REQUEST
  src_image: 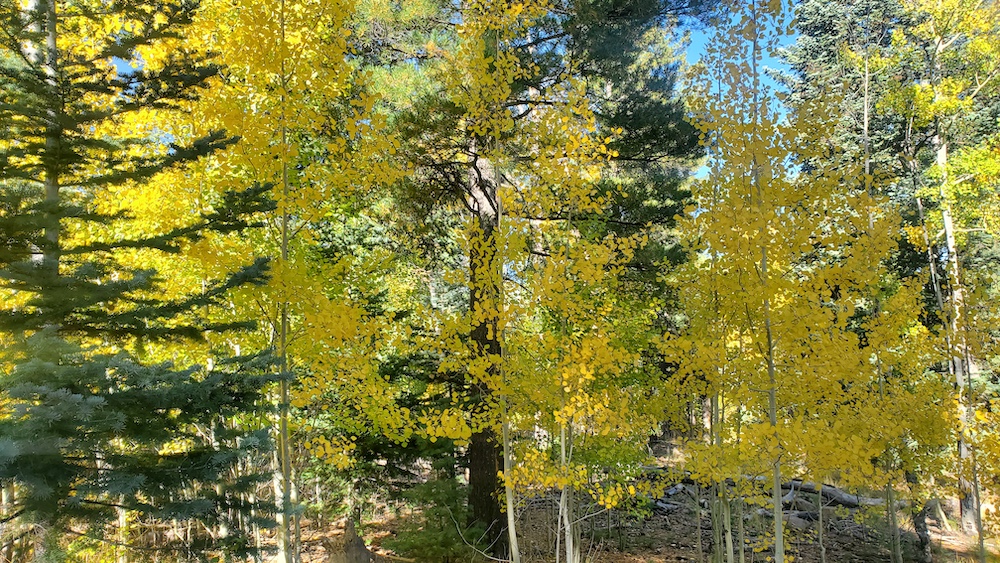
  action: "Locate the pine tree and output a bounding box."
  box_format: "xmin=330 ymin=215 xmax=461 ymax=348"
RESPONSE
xmin=0 ymin=0 xmax=275 ymax=558
xmin=353 ymin=0 xmax=714 ymax=554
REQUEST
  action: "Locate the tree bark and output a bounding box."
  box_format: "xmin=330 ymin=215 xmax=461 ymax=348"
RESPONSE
xmin=502 ymin=402 xmax=521 ymax=563
xmin=913 ymin=501 xmax=933 ymax=563
xmin=277 ymin=0 xmax=297 ymax=555
xmin=928 ymin=30 xmax=982 ymax=542
xmin=937 ymin=132 xmax=976 ymax=534
xmin=745 ymin=3 xmax=782 ymax=559
xmin=38 ymin=0 xmax=61 ymax=276
xmin=782 ymin=480 xmax=903 ymax=509
xmin=17 ymin=0 xmax=62 ymax=271
xmin=323 ymin=519 xmax=376 ymax=563
xmin=467 ymin=147 xmax=506 ymax=557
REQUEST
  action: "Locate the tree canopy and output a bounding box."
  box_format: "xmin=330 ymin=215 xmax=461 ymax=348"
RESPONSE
xmin=1 ymin=0 xmax=1000 ymax=562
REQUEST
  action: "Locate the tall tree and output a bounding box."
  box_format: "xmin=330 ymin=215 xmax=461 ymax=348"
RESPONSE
xmin=0 ymin=0 xmax=276 ymax=558
xmin=176 ymin=0 xmax=406 ymax=559
xmin=355 ymin=0 xmax=713 ymax=553
xmin=783 ymin=1 xmax=1000 ymax=553
xmin=668 ymin=2 xmax=951 ymax=562
xmin=896 ymin=2 xmax=1000 ymax=545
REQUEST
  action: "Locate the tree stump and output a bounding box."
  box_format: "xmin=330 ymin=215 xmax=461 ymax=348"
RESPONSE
xmin=322 ymin=518 xmax=374 ymax=563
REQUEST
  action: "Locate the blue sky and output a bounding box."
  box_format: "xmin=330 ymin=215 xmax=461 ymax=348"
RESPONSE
xmin=683 ymin=25 xmax=795 ymax=91
xmin=681 ymin=23 xmax=798 ymax=179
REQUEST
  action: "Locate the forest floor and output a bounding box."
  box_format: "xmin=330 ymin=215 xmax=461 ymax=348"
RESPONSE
xmin=298 ymin=442 xmax=997 ymax=563
xmin=297 ymin=497 xmax=998 ymax=563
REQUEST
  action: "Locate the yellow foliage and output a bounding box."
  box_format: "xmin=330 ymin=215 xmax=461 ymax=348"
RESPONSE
xmin=665 ymin=0 xmax=950 ymax=505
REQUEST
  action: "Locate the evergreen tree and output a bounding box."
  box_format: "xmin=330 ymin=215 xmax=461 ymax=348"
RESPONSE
xmin=779 ymin=0 xmax=916 ymax=175
xmin=352 ymin=0 xmax=714 ymax=553
xmin=0 ymin=0 xmax=275 ymax=558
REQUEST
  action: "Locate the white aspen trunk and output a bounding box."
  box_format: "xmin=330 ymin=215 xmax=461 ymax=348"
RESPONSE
xmin=927 ymin=30 xmax=981 ymax=544
xmin=709 ymin=395 xmax=722 ymax=563
xmin=276 ymin=0 xmax=297 ymax=559
xmin=937 ymin=124 xmax=983 ymax=543
xmin=746 ymin=3 xmax=782 ymax=559
xmin=736 ymin=407 xmax=745 ymax=563
xmin=41 ymin=0 xmax=60 ymax=273
xmin=502 ymin=402 xmax=521 ymax=563
xmin=495 ymin=140 xmax=518 ymax=563
xmin=558 ymin=424 xmax=578 ymax=563
xmin=710 ymin=490 xmax=720 ymax=563
xmin=291 ymin=471 xmax=301 ymax=559
xmin=863 ymin=45 xmax=872 ymax=221
xmin=24 ymin=4 xmax=60 ymax=558
xmin=722 ymin=487 xmax=735 ymax=563
xmin=118 ymin=505 xmax=128 ymax=563
xmin=817 ymin=490 xmax=826 ymax=563
xmin=765 ymin=276 xmax=783 ymax=563
xmin=887 ymin=486 xmax=902 ymax=563
xmin=758 ymin=97 xmax=783 ymax=563
xmin=18 ymin=0 xmax=61 ymax=268
xmin=272 ymin=454 xmax=289 ymax=563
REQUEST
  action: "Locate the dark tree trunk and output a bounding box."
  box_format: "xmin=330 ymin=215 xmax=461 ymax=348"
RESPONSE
xmin=913 ymin=501 xmax=933 ymax=563
xmin=323 ymin=519 xmax=375 ymax=563
xmin=466 ymin=148 xmax=507 ymax=557
xmin=468 ymin=422 xmax=504 ymax=555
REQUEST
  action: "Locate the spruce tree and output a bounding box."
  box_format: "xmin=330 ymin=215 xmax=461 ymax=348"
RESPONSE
xmin=0 ymin=0 xmax=275 ymax=558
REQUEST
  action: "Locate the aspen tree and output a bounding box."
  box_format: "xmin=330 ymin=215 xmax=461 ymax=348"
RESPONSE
xmin=879 ymin=1 xmax=1000 ymax=551
xmin=493 ymin=130 xmax=668 ymax=563
xmin=780 ymin=2 xmax=1000 ymax=558
xmin=157 ymin=1 xmax=405 ymax=559
xmin=667 ymin=2 xmax=949 ymax=561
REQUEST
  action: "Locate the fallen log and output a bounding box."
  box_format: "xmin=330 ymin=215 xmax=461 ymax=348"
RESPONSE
xmin=642 ymin=467 xmax=907 ymax=510
xmin=755 ymin=508 xmax=823 ymax=531
xmin=781 ymin=480 xmax=907 ymax=510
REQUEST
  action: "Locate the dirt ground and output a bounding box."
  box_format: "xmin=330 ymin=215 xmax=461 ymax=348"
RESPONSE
xmin=297 ymin=497 xmax=997 ymax=563
xmin=298 ymin=442 xmax=995 ymax=563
